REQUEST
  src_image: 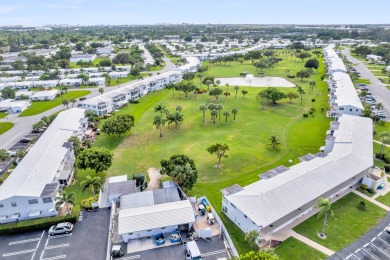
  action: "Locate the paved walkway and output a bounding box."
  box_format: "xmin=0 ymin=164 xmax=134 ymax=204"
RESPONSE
xmin=290 ymin=230 xmax=335 ymax=256
xmin=352 ymin=190 xmax=390 ymax=211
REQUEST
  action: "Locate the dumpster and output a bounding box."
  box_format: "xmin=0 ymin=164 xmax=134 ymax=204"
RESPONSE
xmin=169 ymin=230 xmax=181 ymax=243
xmin=111 ymin=245 xmax=124 ymax=257
xmin=202 ymin=198 xmax=211 ymax=212
xmin=198 ymin=204 xmax=206 ymax=215
xmin=153 ymin=232 xmax=166 ymax=246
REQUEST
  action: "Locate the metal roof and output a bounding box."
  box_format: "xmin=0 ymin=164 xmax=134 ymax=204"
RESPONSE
xmin=120 ymin=187 xmax=180 ymax=209
xmin=118 ymin=200 xmax=195 ymax=234
xmin=225 ymin=115 xmax=373 ymax=228
xmin=0 ymin=108 xmax=86 ymax=200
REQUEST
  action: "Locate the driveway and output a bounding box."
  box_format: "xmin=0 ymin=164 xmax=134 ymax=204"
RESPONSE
xmin=341 ymin=48 xmax=390 ymax=120
xmin=0 ymin=209 xmax=110 ymax=260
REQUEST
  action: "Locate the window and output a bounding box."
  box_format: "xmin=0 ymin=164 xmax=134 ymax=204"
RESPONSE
xmin=0 ymin=203 xmax=3 ymax=208
xmin=11 ymin=202 xmax=17 ymax=207
xmin=129 ymin=233 xmax=133 ymax=235
xmin=28 ymin=199 xmax=38 ymax=204
xmin=339 ymin=107 xmax=344 ymax=111
xmin=161 ymin=227 xmax=166 ymax=229
xmin=42 ymin=197 xmax=53 ymax=203
xmin=231 ymin=203 xmax=237 ymax=209
xmin=147 ymin=230 xmax=152 ymax=232
xmin=244 ymin=215 xmax=247 ymax=219
xmin=350 ymin=109 xmax=352 ymax=112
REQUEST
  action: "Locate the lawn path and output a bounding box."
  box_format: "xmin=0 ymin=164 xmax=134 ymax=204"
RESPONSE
xmin=145 ymin=168 xmax=161 ymax=190
xmin=290 ymin=230 xmax=335 ymax=256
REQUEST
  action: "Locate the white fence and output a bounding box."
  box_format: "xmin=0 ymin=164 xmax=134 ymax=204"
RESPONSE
xmin=106 ymin=201 xmax=117 ymax=260
xmin=196 ymin=196 xmax=239 ymax=258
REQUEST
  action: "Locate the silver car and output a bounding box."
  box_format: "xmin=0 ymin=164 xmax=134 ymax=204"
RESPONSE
xmin=49 ymin=222 xmax=73 ymax=236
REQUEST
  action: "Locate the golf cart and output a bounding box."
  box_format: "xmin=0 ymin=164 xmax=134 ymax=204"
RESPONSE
xmin=198 ymin=204 xmax=206 ymax=216
xmin=111 ymin=245 xmax=124 ymax=257
xmin=87 ymin=202 xmax=100 ymax=212
xmin=207 ymin=213 xmax=215 ymax=225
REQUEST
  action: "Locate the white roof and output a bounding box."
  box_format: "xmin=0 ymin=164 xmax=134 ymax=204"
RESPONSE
xmin=118 ymin=200 xmax=195 ymax=234
xmin=226 ymin=115 xmax=372 ymax=228
xmin=0 ymin=99 xmax=30 ymax=109
xmin=331 ymin=72 xmax=364 ymax=110
xmin=0 ymin=108 xmax=86 ymax=200
xmin=32 ymin=90 xmax=60 ymax=98
xmin=108 ymin=175 xmax=127 ymax=184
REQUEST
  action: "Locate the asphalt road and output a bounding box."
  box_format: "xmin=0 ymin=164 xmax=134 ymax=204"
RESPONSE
xmin=0 ymin=209 xmax=110 ymax=260
xmin=341 ymin=48 xmax=390 ymax=119
xmin=0 ymin=58 xmax=176 ymax=150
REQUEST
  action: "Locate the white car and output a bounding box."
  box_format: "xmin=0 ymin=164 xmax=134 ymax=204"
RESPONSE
xmin=49 ymin=222 xmax=73 ymax=236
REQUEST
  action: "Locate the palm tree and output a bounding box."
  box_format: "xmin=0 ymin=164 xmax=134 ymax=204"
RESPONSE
xmin=166 ymin=83 xmax=175 ymax=99
xmin=225 ymin=83 xmax=229 ymax=92
xmin=199 ymin=104 xmax=207 ymax=125
xmin=245 ymin=230 xmax=260 ymax=250
xmin=176 ymin=105 xmax=182 ymax=114
xmin=62 ymin=98 xmax=69 ymax=108
xmin=231 ymin=108 xmax=238 ymax=121
xmin=171 ymin=165 xmax=193 ymax=188
xmin=223 ymin=111 xmax=230 ymax=124
xmin=166 ymin=112 xmax=183 ymax=128
xmin=234 ymin=85 xmax=239 ymax=99
xmin=205 ymin=80 xmax=212 ymax=91
xmin=374 ymin=103 xmax=384 ymax=126
xmin=98 ymin=87 xmax=104 ymax=95
xmin=0 ymin=149 xmax=10 ymax=169
xmin=197 ymin=73 xmax=203 ymax=87
xmin=70 ymin=98 xmax=77 ymax=107
xmin=268 ymin=135 xmax=280 ymax=149
xmin=153 ymin=114 xmax=166 ymax=137
xmin=216 ymin=104 xmax=224 ymax=122
xmin=80 ymin=175 xmax=103 ymax=196
xmin=379 ymin=131 xmax=390 ymax=157
xmin=154 ymin=104 xmax=166 ymax=116
xmin=316 ymin=197 xmax=334 ymax=238
xmin=297 ymin=86 xmax=305 ymax=105
xmin=210 ymin=110 xmax=218 ymax=125
xmin=55 ymin=191 xmax=75 ymax=215
xmin=241 ymin=89 xmax=248 ymax=98
xmin=359 ymin=91 xmax=368 ymax=104
xmin=309 ymin=81 xmax=316 ymax=93
xmin=216 ymin=79 xmax=221 ymax=86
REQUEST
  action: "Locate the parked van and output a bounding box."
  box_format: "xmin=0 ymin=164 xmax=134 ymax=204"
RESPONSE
xmin=186 ymin=241 xmax=202 ymax=260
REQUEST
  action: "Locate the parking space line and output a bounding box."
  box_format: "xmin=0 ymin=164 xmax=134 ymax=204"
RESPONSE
xmin=45 ymin=243 xmax=69 ymax=250
xmin=361 ymin=246 xmax=379 ymax=260
xmin=118 ymin=255 xmax=140 ymax=260
xmin=41 ymin=255 xmax=66 ymax=260
xmin=3 ymin=249 xmax=36 ymax=257
xmin=355 ymin=249 xmax=361 ymax=253
xmin=378 ymin=236 xmax=390 ymax=247
xmin=370 ymin=241 xmax=390 ymax=257
xmin=202 ymin=249 xmax=227 ymax=257
xmin=9 ymin=237 xmax=41 ymax=245
xmin=48 ymin=234 xmax=72 ymax=239
xmin=31 ymin=252 xmax=36 ymax=260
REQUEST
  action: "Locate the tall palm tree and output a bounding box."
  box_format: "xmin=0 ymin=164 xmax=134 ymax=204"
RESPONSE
xmin=199 ymin=104 xmax=207 ymax=125
xmin=216 ymin=104 xmax=224 ymax=122
xmin=231 ymin=107 xmax=238 ymax=121
xmin=0 ymin=149 xmax=10 ymax=169
xmin=316 ymin=197 xmax=334 ymax=238
xmin=205 ymin=80 xmax=212 ymax=91
xmin=62 ymin=98 xmax=69 ymax=108
xmin=234 ymin=85 xmax=239 ymax=99
xmin=171 ymin=165 xmax=193 ymax=188
xmin=56 ymin=191 xmax=75 ymax=215
xmin=297 ymin=86 xmax=305 ymax=105
xmin=166 ymin=112 xmax=183 ymax=128
xmin=176 ymin=105 xmax=182 ymax=114
xmin=309 ymin=81 xmax=316 ymax=93
xmin=216 ymin=80 xmax=221 ymax=86
xmin=98 ymin=87 xmax=104 ymax=95
xmin=153 ymin=114 xmax=166 ymax=137
xmin=225 ymin=83 xmax=229 ymax=93
xmin=70 ymin=98 xmax=77 ymax=107
xmin=223 ymin=111 xmax=230 ymax=124
xmin=268 ymin=135 xmax=280 ymax=149
xmin=80 ymin=175 xmax=103 ymax=196
xmin=166 ymin=83 xmax=175 ymax=99
xmin=379 ymin=131 xmax=390 ymax=157
xmin=197 ymin=73 xmax=203 ymax=87
xmin=359 ymin=91 xmax=368 ymax=104
xmin=154 ymin=104 xmax=166 ymax=116
xmin=374 ymin=103 xmax=384 ymax=126
xmin=210 ymin=110 xmax=218 ymax=125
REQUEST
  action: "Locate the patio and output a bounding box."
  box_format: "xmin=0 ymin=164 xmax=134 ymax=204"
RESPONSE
xmin=126 ymin=235 xmax=182 ymax=254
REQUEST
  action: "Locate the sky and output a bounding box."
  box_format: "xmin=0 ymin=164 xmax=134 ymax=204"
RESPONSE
xmin=0 ymin=0 xmax=389 ymax=26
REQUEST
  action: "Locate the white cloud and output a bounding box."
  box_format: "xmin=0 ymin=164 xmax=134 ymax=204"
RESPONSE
xmin=0 ymin=4 xmax=25 ymax=14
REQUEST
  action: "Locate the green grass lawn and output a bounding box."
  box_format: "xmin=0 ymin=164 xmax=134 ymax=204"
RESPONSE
xmin=275 ymin=237 xmax=327 ymax=260
xmin=76 ymin=50 xmax=331 ymax=254
xmin=356 ymin=187 xmax=375 ymax=197
xmin=18 ymin=90 xmax=90 ymax=117
xmin=354 ymin=78 xmax=371 ymax=85
xmin=376 ymin=191 xmax=390 ymax=207
xmin=0 ymin=112 xmax=8 ymax=119
xmin=373 ymin=142 xmax=388 ymax=168
xmin=294 ymin=193 xmax=387 ymax=251
xmin=0 ymin=122 xmax=14 ymax=135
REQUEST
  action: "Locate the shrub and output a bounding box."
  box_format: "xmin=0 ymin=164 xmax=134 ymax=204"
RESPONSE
xmin=384 ymin=165 xmax=390 ymax=173
xmin=80 ymin=195 xmax=99 ymax=209
xmin=367 ymin=188 xmax=375 ymax=194
xmin=287 ymin=74 xmax=295 ymax=78
xmin=309 ymin=111 xmax=314 ymax=116
xmin=129 ymin=100 xmax=139 ymax=104
xmin=357 ymin=200 xmax=366 ymax=211
xmin=384 ymin=156 xmax=390 ymax=164
xmin=311 ymin=99 xmax=316 ymax=102
xmin=0 ymin=208 xmax=79 ymax=236
xmin=302 ymin=114 xmax=309 ymax=118
xmin=360 ymin=184 xmax=368 ymax=190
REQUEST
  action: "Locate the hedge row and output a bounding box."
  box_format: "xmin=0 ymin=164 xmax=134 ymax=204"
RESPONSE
xmin=0 ymin=205 xmax=80 ymax=236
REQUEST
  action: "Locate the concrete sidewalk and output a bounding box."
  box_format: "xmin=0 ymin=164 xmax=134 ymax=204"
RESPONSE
xmin=290 ymin=230 xmax=335 ymax=256
xmin=352 ymin=190 xmax=390 ymax=211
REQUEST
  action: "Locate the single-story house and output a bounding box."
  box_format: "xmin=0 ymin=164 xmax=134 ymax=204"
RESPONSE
xmin=116 ymin=66 xmax=131 ymax=71
xmin=32 ymin=80 xmax=59 ymax=88
xmin=83 ymin=67 xmax=99 ymax=73
xmin=31 ymin=90 xmax=60 ymax=101
xmin=70 ymin=54 xmax=97 ymax=63
xmin=0 ymin=99 xmax=31 ymax=113
xmin=15 ymin=91 xmax=34 ymax=100
xmin=99 ymin=175 xmax=137 ymax=208
xmin=109 ymin=71 xmax=128 ymax=79
xmin=0 ymin=76 xmax=21 ymax=83
xmin=366 ymin=54 xmax=382 ymax=62
xmin=88 ymin=77 xmax=106 ymax=86
xmin=59 ymin=78 xmax=82 ymax=87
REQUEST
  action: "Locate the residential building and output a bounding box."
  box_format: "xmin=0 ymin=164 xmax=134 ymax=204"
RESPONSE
xmin=0 ymin=99 xmax=31 ymax=113
xmin=0 ymin=108 xmax=88 ymax=223
xmin=31 ymin=90 xmax=60 ymax=101
xmin=70 ymin=54 xmax=97 ymax=63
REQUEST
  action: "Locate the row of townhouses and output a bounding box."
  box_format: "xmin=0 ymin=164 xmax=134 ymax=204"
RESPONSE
xmin=220 ymin=44 xmax=375 ymax=241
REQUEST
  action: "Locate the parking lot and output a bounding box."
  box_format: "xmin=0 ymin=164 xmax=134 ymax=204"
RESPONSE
xmin=0 ymin=209 xmax=110 ymax=260
xmin=113 ymin=235 xmax=230 ymax=260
